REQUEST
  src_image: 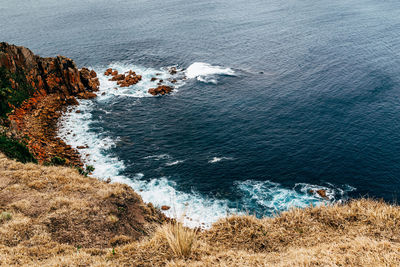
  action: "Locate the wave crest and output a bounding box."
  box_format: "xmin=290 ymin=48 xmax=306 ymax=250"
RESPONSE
xmin=185 ymin=62 xmax=235 ymax=84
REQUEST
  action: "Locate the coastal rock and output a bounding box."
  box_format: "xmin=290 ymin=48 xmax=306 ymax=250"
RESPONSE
xmin=148 ymin=85 xmax=173 ymax=96
xmin=0 ymin=42 xmax=99 ymax=98
xmin=104 ymin=68 xmax=112 ymax=76
xmin=316 ymin=189 xmax=328 ymax=199
xmin=80 ymin=67 xmax=100 ymax=91
xmin=107 ymin=68 xmax=142 ymax=87
xmin=169 ymin=67 xmax=177 ymax=75
xmin=0 ymin=42 xmax=101 ymax=166
xmin=161 ymin=205 xmax=171 ymax=211
xmin=77 ymin=92 xmax=97 ymax=99
xmin=65 ymin=96 xmax=79 ymax=105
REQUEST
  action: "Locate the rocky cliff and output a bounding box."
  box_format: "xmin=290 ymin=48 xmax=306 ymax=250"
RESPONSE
xmin=0 ymin=42 xmax=99 ymax=101
xmin=0 ymin=42 xmax=99 ymax=165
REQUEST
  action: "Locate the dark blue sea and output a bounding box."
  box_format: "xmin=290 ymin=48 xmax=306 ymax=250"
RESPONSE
xmin=2 ymin=0 xmax=400 ymax=226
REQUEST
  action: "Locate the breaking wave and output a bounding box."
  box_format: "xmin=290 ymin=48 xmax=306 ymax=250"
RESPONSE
xmin=185 ymin=62 xmax=235 ymax=84
xmin=57 ymin=62 xmax=355 ymax=228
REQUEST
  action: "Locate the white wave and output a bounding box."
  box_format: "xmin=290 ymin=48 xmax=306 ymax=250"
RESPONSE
xmin=58 ymin=100 xmax=124 ymax=178
xmin=58 ymin=100 xmax=355 ymax=227
xmin=208 ymin=156 xmax=234 ymax=163
xmin=166 ymin=160 xmax=185 ymax=166
xmin=185 ymin=62 xmax=235 ymax=84
xmin=118 ymin=176 xmax=234 ymax=229
xmin=57 ymin=62 xmax=355 ymax=229
xmin=143 ymin=154 xmax=171 ymax=160
xmin=236 ymin=180 xmax=355 ymax=214
xmin=57 ymin=79 xmax=235 ymax=229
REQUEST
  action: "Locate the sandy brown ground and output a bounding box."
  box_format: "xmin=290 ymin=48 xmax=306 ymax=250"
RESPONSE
xmin=0 ymin=153 xmax=399 ymax=266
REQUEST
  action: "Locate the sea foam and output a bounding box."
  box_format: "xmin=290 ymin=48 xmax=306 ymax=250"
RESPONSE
xmin=185 ymin=62 xmax=235 ymax=84
xmin=58 ymin=62 xmax=355 ymax=228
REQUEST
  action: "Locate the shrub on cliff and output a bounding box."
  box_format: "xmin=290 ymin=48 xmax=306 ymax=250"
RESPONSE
xmin=0 ymin=66 xmax=35 ymax=117
xmin=0 ymin=134 xmax=36 ymax=163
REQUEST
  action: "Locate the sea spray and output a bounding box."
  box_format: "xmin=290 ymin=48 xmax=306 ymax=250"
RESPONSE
xmin=58 ymin=62 xmax=355 ymax=228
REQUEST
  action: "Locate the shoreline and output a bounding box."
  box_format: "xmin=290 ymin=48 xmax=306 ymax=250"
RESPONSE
xmin=0 ymin=42 xmax=99 ymax=167
xmin=2 ymin=42 xmax=353 ymax=229
xmin=1 ymin=43 xmax=400 ymax=266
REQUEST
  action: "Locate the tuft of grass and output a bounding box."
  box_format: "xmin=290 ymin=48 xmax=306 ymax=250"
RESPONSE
xmin=108 ymin=215 xmax=119 ymax=224
xmin=162 ymin=222 xmax=197 ymax=259
xmin=0 ymin=211 xmax=12 ymax=222
xmin=0 ymin=134 xmax=37 ymax=163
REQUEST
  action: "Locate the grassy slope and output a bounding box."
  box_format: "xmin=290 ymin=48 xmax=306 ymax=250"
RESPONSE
xmin=0 ymin=153 xmax=399 ymax=266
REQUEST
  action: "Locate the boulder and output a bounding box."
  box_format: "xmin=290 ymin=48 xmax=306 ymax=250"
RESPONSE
xmin=80 ymin=68 xmax=100 ymax=91
xmin=316 ymin=189 xmax=328 ymax=199
xmin=104 ymin=68 xmax=112 ymax=76
xmin=77 ymin=92 xmax=97 ymax=99
xmin=148 ymin=85 xmax=173 ymax=96
xmin=169 ymin=67 xmax=177 ymax=75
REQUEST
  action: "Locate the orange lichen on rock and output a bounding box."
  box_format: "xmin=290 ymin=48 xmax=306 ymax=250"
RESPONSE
xmin=0 ymin=42 xmax=101 ymax=166
xmin=148 ymin=85 xmax=173 ymax=96
xmin=106 ymin=68 xmax=142 ymax=87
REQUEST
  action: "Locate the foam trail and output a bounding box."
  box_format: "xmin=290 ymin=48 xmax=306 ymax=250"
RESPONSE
xmin=208 ymin=156 xmax=234 ymax=163
xmin=166 ymin=160 xmax=185 ymax=166
xmin=236 ymin=180 xmax=356 ymax=216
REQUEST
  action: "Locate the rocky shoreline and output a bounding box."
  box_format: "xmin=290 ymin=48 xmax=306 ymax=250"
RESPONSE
xmin=0 ymin=42 xmax=182 ymax=170
xmin=0 ymin=42 xmax=100 ymax=166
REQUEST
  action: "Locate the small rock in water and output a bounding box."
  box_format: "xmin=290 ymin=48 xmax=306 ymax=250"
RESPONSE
xmin=316 ymin=189 xmax=329 ymax=199
xmin=161 ymin=205 xmax=170 ymax=211
xmin=148 ymin=85 xmax=173 ymax=96
xmin=104 ymin=68 xmax=112 ymax=76
xmin=169 ymin=67 xmax=177 ymax=75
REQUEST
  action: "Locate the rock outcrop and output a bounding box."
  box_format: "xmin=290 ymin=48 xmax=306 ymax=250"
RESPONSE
xmin=105 ymin=68 xmax=142 ymax=87
xmin=0 ymin=42 xmax=99 ymax=165
xmin=148 ymin=85 xmax=173 ymax=96
xmin=0 ymin=42 xmax=99 ymax=99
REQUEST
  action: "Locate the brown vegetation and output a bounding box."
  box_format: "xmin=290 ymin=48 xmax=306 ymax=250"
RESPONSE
xmin=0 ymin=153 xmax=166 ymax=265
xmin=0 ymin=153 xmax=399 ymax=266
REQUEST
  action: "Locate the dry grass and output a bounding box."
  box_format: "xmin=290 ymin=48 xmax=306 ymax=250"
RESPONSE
xmin=162 ymin=222 xmax=197 ymax=259
xmin=1 ymin=153 xmax=399 ymax=266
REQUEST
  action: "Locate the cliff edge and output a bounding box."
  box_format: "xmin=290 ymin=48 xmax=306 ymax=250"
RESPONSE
xmin=0 ymin=42 xmax=99 ymax=165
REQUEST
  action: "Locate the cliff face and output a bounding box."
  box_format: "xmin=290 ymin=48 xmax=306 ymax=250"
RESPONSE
xmin=0 ymin=42 xmax=99 ymax=165
xmin=0 ymin=42 xmax=99 ymax=100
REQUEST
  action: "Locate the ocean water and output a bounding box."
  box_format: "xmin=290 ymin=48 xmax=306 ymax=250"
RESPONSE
xmin=2 ymin=0 xmax=400 ymax=227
